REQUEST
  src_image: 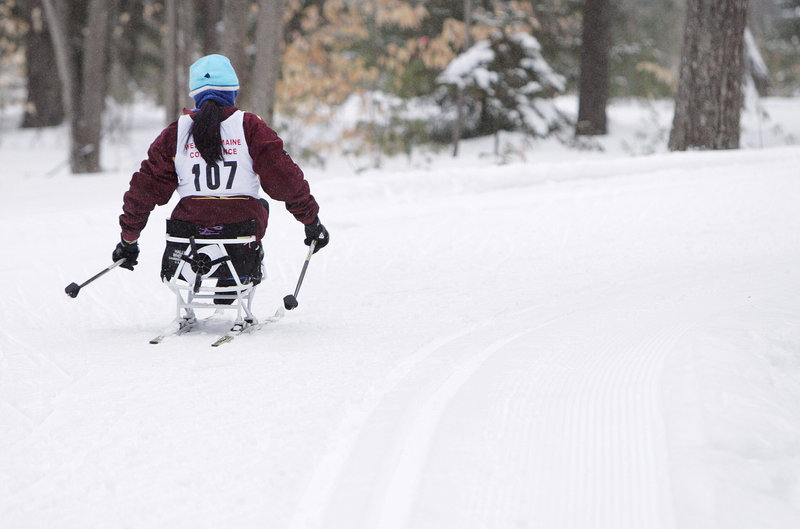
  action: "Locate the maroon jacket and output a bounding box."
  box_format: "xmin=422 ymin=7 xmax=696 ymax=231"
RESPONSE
xmin=119 ymin=107 xmax=319 ymax=242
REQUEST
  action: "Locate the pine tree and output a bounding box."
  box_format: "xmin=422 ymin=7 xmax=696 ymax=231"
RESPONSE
xmin=437 ymin=29 xmax=567 ymax=139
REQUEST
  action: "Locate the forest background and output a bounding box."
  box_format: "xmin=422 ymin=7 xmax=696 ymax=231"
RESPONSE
xmin=0 ymin=0 xmax=798 ymax=172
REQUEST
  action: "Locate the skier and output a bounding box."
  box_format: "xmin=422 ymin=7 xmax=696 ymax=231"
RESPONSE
xmin=112 ymin=54 xmax=329 ymax=278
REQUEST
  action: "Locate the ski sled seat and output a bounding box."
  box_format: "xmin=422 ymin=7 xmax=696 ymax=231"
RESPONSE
xmin=160 ymin=219 xmax=264 ymax=328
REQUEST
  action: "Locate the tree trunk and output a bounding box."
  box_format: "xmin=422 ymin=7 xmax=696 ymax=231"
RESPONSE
xmin=669 ymin=0 xmax=748 ymax=151
xmin=71 ymin=0 xmax=112 ymax=173
xmin=40 ymin=0 xmax=75 ymax=123
xmin=576 ymin=0 xmax=611 ymax=136
xmin=165 ymin=0 xmax=194 ymax=122
xmin=197 ymin=0 xmax=222 ymax=54
xmin=42 ymin=0 xmax=112 ymax=173
xmin=251 ymin=0 xmax=285 ymax=123
xmin=165 ymin=0 xmax=178 ymax=118
xmin=178 ymin=0 xmax=194 ymax=107
xmin=222 ymin=0 xmax=250 ymax=105
xmin=22 ymin=0 xmax=64 ymax=128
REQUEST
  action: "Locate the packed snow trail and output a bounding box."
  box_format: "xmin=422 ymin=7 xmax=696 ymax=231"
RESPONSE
xmin=1 ymin=142 xmax=799 ymax=529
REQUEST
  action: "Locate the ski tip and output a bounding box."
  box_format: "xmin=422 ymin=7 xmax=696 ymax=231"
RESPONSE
xmin=211 ymin=336 xmax=233 ymax=347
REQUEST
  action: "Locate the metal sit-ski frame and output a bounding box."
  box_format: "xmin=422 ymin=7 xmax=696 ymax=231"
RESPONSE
xmin=164 ymin=232 xmax=259 ymax=328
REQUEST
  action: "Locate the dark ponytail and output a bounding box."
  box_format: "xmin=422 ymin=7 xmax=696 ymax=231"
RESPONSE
xmin=190 ymin=99 xmax=224 ymax=164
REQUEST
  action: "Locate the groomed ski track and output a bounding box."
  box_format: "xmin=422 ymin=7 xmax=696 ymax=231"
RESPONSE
xmin=2 ymin=145 xmax=800 ymax=529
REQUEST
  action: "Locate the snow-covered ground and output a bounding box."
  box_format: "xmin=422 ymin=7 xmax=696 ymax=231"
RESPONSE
xmin=1 ymin=96 xmax=799 ymax=528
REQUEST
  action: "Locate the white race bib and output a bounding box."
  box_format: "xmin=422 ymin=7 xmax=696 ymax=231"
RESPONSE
xmin=175 ymin=110 xmax=260 ymax=198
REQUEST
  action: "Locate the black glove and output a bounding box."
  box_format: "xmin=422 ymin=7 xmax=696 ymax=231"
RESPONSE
xmin=304 ymin=216 xmax=329 ymax=253
xmin=112 ymin=237 xmax=140 ymax=270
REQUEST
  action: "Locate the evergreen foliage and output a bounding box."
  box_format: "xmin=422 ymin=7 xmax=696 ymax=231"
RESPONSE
xmin=437 ymin=31 xmax=568 ymax=139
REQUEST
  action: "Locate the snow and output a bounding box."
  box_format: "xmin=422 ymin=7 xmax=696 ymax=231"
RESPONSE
xmin=1 ymin=96 xmax=800 ymax=529
xmin=745 ymin=28 xmax=769 ymax=79
xmin=437 ymin=33 xmax=565 ymax=94
xmin=437 ymin=40 xmax=497 ymax=90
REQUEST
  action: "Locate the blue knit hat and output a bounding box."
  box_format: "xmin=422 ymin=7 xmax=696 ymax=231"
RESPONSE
xmin=189 ymin=54 xmax=240 ymax=98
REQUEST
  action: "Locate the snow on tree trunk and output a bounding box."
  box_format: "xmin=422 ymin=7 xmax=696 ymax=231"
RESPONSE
xmin=669 ymin=0 xmax=748 ymax=151
xmin=744 ymin=27 xmax=771 ymax=96
xmin=576 ymin=0 xmax=611 ymax=136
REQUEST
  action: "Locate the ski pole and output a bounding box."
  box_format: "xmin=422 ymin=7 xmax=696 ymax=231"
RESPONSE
xmin=65 ymin=259 xmax=126 ymax=298
xmin=283 ymin=241 xmax=316 ymax=310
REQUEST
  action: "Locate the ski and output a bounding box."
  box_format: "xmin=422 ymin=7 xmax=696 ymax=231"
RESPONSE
xmin=210 ymin=309 xmax=284 ymax=347
xmin=149 ymin=308 xmax=284 ymax=346
xmin=210 ymin=323 xmax=249 ymax=347
xmin=149 ymin=317 xmax=197 ymax=344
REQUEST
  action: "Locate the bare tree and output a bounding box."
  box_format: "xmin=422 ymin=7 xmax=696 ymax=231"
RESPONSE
xmin=576 ymin=0 xmax=611 ymax=136
xmin=22 ymin=0 xmax=64 ymax=128
xmin=669 ymin=0 xmax=749 ymax=151
xmin=40 ymin=0 xmax=74 ymax=123
xmin=42 ymin=0 xmax=111 ymax=173
xmin=165 ymin=0 xmax=194 ymax=121
xmin=197 ymin=0 xmax=222 ymax=54
xmin=251 ymin=0 xmax=286 ymax=123
xmin=71 ymin=0 xmax=112 ymax=173
xmin=222 ymin=0 xmax=250 ymax=103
